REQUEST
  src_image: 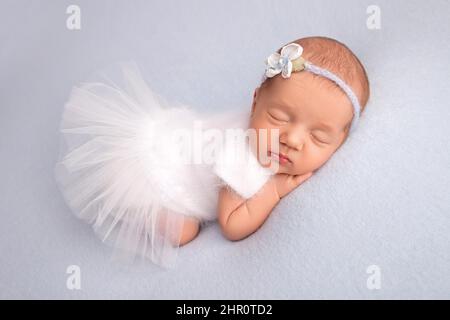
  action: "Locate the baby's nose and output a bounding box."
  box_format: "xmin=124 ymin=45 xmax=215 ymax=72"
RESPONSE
xmin=284 ymin=127 xmax=306 ymax=151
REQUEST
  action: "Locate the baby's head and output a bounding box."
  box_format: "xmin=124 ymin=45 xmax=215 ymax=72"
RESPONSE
xmin=249 ymin=36 xmax=370 ymax=175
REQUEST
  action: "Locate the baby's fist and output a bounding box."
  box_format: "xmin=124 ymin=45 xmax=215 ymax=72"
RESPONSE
xmin=271 ymin=172 xmax=313 ymax=199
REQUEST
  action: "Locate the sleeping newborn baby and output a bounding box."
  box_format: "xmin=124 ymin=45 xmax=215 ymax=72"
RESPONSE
xmin=55 ymin=36 xmax=370 ymax=268
xmin=217 ymin=36 xmax=370 ymax=241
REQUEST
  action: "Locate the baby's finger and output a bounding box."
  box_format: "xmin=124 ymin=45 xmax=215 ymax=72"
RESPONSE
xmin=293 ymin=172 xmax=313 ymax=185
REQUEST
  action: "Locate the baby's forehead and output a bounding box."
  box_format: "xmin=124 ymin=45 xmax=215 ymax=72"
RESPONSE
xmin=266 ymin=73 xmax=350 ymax=107
xmin=263 ymin=74 xmax=353 ymax=129
xmin=268 ymin=70 xmax=344 ymax=95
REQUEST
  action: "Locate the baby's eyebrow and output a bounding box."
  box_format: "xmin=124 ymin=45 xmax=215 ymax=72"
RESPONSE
xmin=272 ymin=102 xmax=338 ymax=133
xmin=272 ymin=101 xmax=292 ymax=109
xmin=274 ymin=102 xmax=297 ymax=114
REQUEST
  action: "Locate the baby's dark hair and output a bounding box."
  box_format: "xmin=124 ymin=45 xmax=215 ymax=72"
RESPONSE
xmin=262 ymin=36 xmax=370 ymax=113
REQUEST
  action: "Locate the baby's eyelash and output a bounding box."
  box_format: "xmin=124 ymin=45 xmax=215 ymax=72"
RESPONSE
xmin=310 ymin=133 xmax=329 ymax=144
xmin=268 ymin=112 xmax=289 ymax=122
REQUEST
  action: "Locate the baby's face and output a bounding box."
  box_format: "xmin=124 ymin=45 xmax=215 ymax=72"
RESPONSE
xmin=249 ymin=72 xmax=354 ymax=175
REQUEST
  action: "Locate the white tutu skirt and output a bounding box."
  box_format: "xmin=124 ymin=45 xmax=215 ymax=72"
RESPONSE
xmin=54 ymin=62 xmax=230 ymax=268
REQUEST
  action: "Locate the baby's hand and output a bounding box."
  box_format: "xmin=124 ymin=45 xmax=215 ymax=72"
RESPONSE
xmin=271 ymin=172 xmax=313 ymax=199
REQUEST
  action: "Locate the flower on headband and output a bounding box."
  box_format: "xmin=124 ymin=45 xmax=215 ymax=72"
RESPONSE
xmin=264 ymin=43 xmax=306 ymax=79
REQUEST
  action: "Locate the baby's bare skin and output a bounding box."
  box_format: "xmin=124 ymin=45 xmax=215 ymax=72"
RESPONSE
xmin=179 ymin=217 xmax=200 ymax=246
xmin=182 ymin=37 xmax=369 ymax=244
xmin=218 ymin=172 xmax=312 ymax=241
xmin=218 ymin=70 xmax=354 ymax=240
xmin=181 ymin=72 xmax=353 ymax=243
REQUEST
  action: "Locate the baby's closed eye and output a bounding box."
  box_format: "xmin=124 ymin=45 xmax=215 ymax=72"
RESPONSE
xmin=310 ymin=131 xmax=331 ymax=144
xmin=267 ymin=109 xmax=289 ymax=122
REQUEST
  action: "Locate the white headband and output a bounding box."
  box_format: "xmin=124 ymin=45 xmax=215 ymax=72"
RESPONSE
xmin=262 ymin=43 xmax=360 ymax=133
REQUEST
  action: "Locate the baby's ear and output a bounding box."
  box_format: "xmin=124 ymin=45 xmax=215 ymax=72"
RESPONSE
xmin=344 ymin=122 xmax=351 ymax=134
xmin=338 ymin=123 xmax=351 ymax=147
xmin=253 ymin=87 xmax=259 ymax=100
xmin=251 ymin=100 xmax=256 ymax=117
xmin=251 ymin=88 xmax=260 ymax=116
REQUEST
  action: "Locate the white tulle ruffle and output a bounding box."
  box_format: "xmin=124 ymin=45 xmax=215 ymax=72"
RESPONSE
xmin=54 ymin=63 xmax=219 ymax=268
xmin=55 ymin=62 xmax=275 ymax=268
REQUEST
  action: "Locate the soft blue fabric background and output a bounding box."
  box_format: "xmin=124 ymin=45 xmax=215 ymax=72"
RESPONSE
xmin=1 ymin=0 xmax=449 ymax=299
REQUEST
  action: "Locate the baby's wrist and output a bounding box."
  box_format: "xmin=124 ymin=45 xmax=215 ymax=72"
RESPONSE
xmin=269 ymin=178 xmax=282 ymax=201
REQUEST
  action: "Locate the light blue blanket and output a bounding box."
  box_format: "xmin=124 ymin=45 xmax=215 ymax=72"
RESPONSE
xmin=1 ymin=0 xmax=449 ymax=299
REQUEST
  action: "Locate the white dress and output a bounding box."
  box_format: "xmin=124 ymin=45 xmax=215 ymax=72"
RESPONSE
xmin=54 ymin=63 xmax=274 ymax=268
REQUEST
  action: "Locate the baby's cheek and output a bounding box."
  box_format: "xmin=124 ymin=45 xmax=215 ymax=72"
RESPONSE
xmin=254 ymin=126 xmax=278 ymax=149
xmin=301 ymin=147 xmax=333 ymax=172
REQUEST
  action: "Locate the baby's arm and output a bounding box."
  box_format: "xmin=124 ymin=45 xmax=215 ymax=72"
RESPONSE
xmin=218 ymin=172 xmax=313 ymax=241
